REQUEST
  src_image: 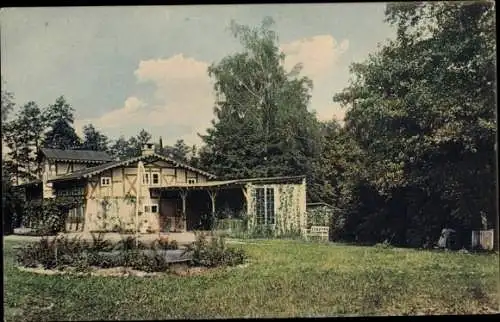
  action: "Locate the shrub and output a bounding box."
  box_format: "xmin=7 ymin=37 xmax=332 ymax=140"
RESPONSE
xmin=114 ymin=236 xmax=148 ymax=251
xmin=16 ymin=236 xmax=57 ymax=269
xmin=128 ymin=251 xmax=170 ymax=272
xmin=88 ymin=232 xmax=113 ymax=252
xmin=276 ymin=228 xmax=303 ymax=240
xmin=249 ymin=224 xmax=275 ymax=239
xmin=184 ymin=233 xmax=247 ymax=267
xmin=23 ymin=197 xmax=84 ymax=235
xmin=151 ymin=237 xmax=179 ymax=250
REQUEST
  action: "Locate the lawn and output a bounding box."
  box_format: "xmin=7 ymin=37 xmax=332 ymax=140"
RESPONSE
xmin=3 ymin=237 xmax=499 ymax=320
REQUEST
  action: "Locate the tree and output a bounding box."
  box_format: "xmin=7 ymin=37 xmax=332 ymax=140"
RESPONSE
xmin=333 ymin=2 xmax=496 ymax=246
xmin=109 ymin=136 xmax=131 ymax=161
xmin=189 ymin=144 xmax=200 ymax=168
xmin=109 ymin=129 xmax=153 ymax=160
xmin=200 ymin=17 xmax=321 ymax=184
xmin=1 ymin=82 xmax=15 ymax=135
xmin=80 ymin=124 xmax=109 ymax=151
xmin=3 ymin=101 xmax=45 ymax=182
xmin=170 ymin=139 xmax=190 ymax=163
xmin=129 ymin=129 xmax=152 ymax=157
xmin=15 ymin=101 xmax=45 ymax=178
xmin=43 ymin=96 xmax=81 ymax=150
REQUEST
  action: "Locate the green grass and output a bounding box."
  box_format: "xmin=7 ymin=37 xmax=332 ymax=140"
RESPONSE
xmin=3 ymin=238 xmax=499 ymax=320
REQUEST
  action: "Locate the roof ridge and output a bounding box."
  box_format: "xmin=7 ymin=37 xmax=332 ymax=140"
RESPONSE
xmin=49 ymin=153 xmax=216 ymax=183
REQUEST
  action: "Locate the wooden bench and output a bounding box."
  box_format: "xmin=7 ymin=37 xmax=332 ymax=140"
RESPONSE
xmin=303 ymin=226 xmax=329 ymax=242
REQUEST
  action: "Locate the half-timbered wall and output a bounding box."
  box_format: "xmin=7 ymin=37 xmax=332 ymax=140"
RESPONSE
xmin=82 ymin=160 xmax=211 ymax=232
xmin=42 ymin=158 xmax=98 ymax=199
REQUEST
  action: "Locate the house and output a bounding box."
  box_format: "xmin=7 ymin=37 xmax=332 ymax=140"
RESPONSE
xmin=18 ymin=144 xmax=307 ymax=235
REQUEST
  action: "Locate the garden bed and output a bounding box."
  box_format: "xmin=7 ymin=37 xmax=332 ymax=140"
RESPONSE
xmin=15 ymin=232 xmax=247 ymax=276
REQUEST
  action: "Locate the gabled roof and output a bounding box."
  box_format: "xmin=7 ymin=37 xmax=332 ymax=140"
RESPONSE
xmin=40 ymin=148 xmax=113 ymax=163
xmin=49 ymin=153 xmax=216 ymax=183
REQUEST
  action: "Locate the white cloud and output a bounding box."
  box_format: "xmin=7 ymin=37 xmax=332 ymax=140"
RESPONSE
xmin=76 ymin=54 xmax=214 ymax=145
xmin=281 ymin=35 xmax=349 ymax=80
xmin=281 ymin=35 xmax=350 ymax=122
xmin=75 ymin=35 xmax=350 ymax=146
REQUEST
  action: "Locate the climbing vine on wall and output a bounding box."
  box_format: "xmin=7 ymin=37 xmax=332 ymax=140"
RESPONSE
xmin=23 ymin=196 xmax=84 ymax=235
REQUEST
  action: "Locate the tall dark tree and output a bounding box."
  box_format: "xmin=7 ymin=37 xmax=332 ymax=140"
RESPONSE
xmin=109 ymin=129 xmax=153 ymax=160
xmin=3 ymin=101 xmax=45 ymax=182
xmin=1 ymin=82 xmax=15 ymax=135
xmin=200 ymin=17 xmax=321 ymax=184
xmin=333 ymin=2 xmax=496 ymax=246
xmin=81 ymin=124 xmax=109 ymax=151
xmin=109 ymin=136 xmax=132 ymax=161
xmin=42 ymin=96 xmax=81 ymax=150
xmin=171 ymin=139 xmax=190 ymax=163
xmin=15 ymin=101 xmax=45 ymax=178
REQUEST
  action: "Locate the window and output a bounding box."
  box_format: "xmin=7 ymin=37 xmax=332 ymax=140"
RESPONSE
xmin=101 ymin=177 xmax=111 ymax=187
xmin=142 ymin=173 xmax=150 ymax=185
xmin=152 ymin=172 xmax=160 ymax=185
xmin=254 ymin=187 xmax=275 ymax=225
xmin=144 ymin=204 xmax=159 ymax=213
xmin=187 ymin=178 xmax=197 ymax=184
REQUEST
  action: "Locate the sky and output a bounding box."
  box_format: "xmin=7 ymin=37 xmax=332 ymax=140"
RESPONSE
xmin=1 ymin=4 xmax=395 ymax=147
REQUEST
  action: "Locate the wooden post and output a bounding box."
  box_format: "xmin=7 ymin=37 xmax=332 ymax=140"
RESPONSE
xmin=242 ymin=184 xmax=251 ymax=230
xmin=180 ymin=189 xmax=188 ymax=232
xmin=208 ymin=189 xmax=217 ymax=229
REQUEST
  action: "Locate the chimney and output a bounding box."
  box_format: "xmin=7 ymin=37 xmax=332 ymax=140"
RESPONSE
xmin=142 ymin=143 xmax=155 ymax=156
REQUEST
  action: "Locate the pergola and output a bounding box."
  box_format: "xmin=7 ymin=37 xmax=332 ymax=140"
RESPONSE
xmin=149 ymin=175 xmax=305 ymax=223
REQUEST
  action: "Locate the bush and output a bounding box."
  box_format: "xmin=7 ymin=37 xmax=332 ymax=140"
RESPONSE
xmin=249 ymin=224 xmax=275 ymax=239
xmin=15 ymin=234 xmax=175 ymax=273
xmin=151 ymin=237 xmax=179 ymax=250
xmin=184 ymin=233 xmax=247 ymax=267
xmin=276 ymin=228 xmax=303 ymax=240
xmin=16 ymin=235 xmax=90 ymax=269
xmin=16 ymin=236 xmax=57 ymax=269
xmin=114 ymin=236 xmax=148 ymax=251
xmin=23 ymin=197 xmax=84 ymax=235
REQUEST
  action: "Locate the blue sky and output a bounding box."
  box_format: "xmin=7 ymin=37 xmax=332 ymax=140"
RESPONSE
xmin=1 ymin=4 xmax=395 ymax=146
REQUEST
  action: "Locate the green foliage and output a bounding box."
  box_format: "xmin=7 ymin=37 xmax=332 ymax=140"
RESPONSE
xmin=3 ymin=101 xmax=45 ymax=182
xmin=22 ymin=197 xmax=83 ymax=235
xmin=151 ymin=238 xmax=179 ymax=250
xmin=6 ymin=238 xmax=498 ymax=319
xmin=15 ymin=235 xmax=173 ymax=272
xmin=330 ymin=2 xmax=496 ymax=246
xmin=16 ymin=236 xmax=91 ymax=269
xmin=109 ymin=129 xmax=152 ymax=160
xmin=307 ymin=206 xmax=333 ymax=228
xmin=2 ymin=165 xmax=24 ymax=234
xmin=88 ymin=232 xmax=114 ymax=252
xmin=184 ymin=232 xmax=247 ymax=267
xmin=1 ymin=81 xmax=15 ymax=132
xmin=42 ymin=96 xmax=81 ymax=150
xmin=200 ymin=17 xmax=321 ymax=182
xmin=80 ymin=123 xmax=109 ymax=151
xmin=248 ymin=224 xmax=275 ymax=239
xmin=113 ymin=236 xmax=148 ymax=251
